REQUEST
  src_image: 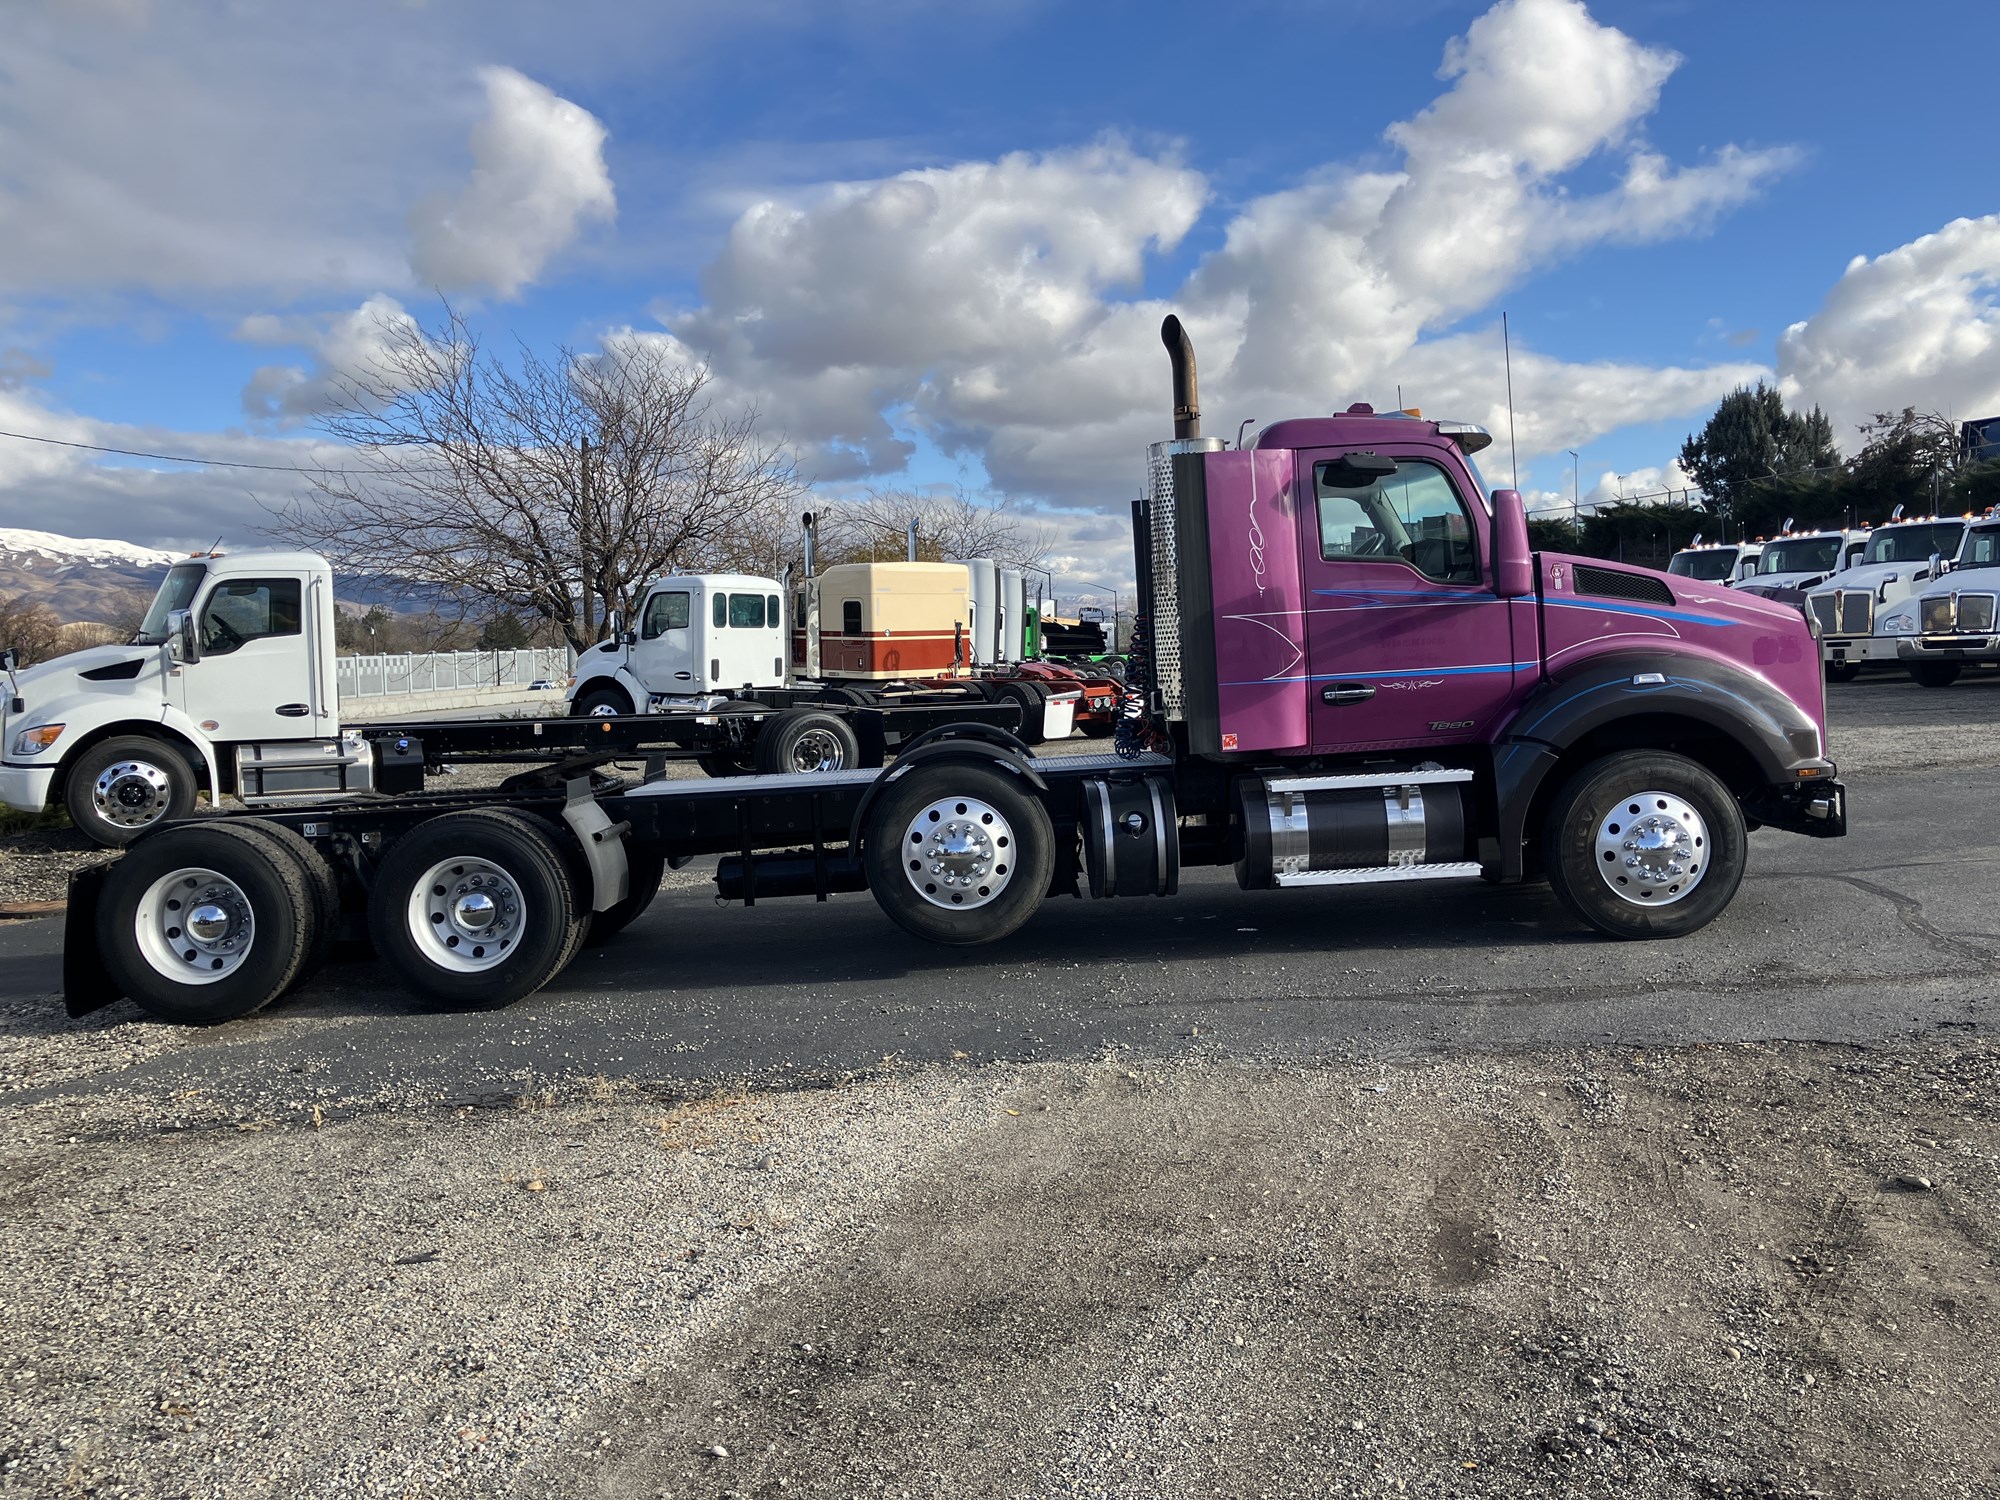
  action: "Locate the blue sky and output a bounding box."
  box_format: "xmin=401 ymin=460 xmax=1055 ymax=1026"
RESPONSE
xmin=2 ymin=0 xmax=1997 ymax=584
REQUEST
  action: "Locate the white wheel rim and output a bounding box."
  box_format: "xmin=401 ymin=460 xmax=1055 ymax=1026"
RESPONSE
xmin=582 ymin=700 xmax=622 ymax=717
xmin=95 ymin=759 xmax=174 ymax=829
xmin=901 ymin=795 xmax=1015 ymax=910
xmin=134 ymin=866 xmax=255 ymax=985
xmin=789 ymin=727 xmax=848 ymax=773
xmin=406 ymin=855 xmax=527 ymax=972
xmin=1593 ymin=790 xmax=1710 ymax=908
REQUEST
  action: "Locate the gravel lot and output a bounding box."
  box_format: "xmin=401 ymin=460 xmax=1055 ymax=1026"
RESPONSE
xmin=3 ymin=672 xmax=1997 ymax=1499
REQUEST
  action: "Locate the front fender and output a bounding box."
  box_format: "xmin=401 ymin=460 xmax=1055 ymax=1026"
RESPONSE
xmin=1488 ymin=651 xmax=1831 ymax=881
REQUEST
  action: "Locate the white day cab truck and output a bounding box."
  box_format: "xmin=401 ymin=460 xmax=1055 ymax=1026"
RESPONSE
xmin=1732 ymin=525 xmax=1871 ymax=605
xmin=1666 ymin=536 xmax=1761 ymax=586
xmin=1805 ymin=513 xmax=1987 ymax=682
xmin=1886 ymin=510 xmax=2000 ymax=685
xmin=0 ymin=551 xmax=1074 ymax=849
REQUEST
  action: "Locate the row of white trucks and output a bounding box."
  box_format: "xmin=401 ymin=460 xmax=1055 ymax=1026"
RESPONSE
xmin=1669 ymin=509 xmax=2000 ymax=684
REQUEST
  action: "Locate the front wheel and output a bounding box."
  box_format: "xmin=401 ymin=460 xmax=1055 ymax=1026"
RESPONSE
xmin=63 ymin=736 xmax=198 ymax=848
xmin=1909 ymin=661 xmax=1962 ymax=688
xmin=367 ymin=809 xmax=584 ymax=1008
xmin=862 ymin=761 xmax=1054 ymax=946
xmin=570 ymin=683 xmax=633 ymax=717
xmin=1541 ymin=751 xmax=1746 ymax=940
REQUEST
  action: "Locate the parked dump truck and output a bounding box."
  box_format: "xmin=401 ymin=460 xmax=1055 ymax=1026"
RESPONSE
xmin=0 ymin=554 xmax=1075 ymax=848
xmin=49 ymin=314 xmax=1845 ymax=1025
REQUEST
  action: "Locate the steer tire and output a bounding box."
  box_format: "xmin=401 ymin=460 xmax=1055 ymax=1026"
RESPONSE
xmin=1909 ymin=661 xmax=1962 ymax=688
xmin=97 ymin=822 xmax=313 ymax=1025
xmin=570 ymin=683 xmax=634 ymax=718
xmin=1541 ymin=750 xmax=1746 ymax=941
xmin=753 ymin=709 xmax=862 ymax=775
xmin=368 ymin=809 xmax=583 ymax=1009
xmin=863 ymin=761 xmax=1053 ymax=946
xmin=585 ymin=844 xmax=668 ymax=945
xmin=63 ymin=735 xmax=198 ymax=849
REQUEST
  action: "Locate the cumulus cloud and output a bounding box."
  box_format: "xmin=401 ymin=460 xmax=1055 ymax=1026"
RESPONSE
xmin=407 ymin=67 xmax=617 ymax=298
xmin=237 ymin=295 xmax=425 ymax=422
xmin=1777 ymin=215 xmax=2000 ymax=446
xmin=664 ymin=0 xmax=1794 ymax=517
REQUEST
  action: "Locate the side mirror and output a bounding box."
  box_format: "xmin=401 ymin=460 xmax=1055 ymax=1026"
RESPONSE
xmin=605 ymin=610 xmax=624 ymax=641
xmin=0 ymin=648 xmax=15 ymax=674
xmin=1930 ymin=550 xmax=1947 ymax=578
xmin=166 ymin=608 xmax=200 ymax=664
xmin=1490 ymin=488 xmax=1534 ymax=598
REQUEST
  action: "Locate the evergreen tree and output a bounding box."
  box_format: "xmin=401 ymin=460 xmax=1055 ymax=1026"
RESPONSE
xmin=1680 ymin=382 xmax=1838 ymax=525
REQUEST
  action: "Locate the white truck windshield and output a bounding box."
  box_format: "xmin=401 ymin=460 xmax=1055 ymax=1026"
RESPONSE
xmin=1668 ymin=549 xmax=1737 ymax=582
xmin=134 ymin=563 xmax=206 ymax=644
xmin=1757 ymin=537 xmax=1839 ymax=575
xmin=1864 ymin=522 xmax=1964 ymax=565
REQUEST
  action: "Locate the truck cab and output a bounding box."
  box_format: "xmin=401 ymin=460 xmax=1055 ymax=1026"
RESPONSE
xmin=1668 ymin=540 xmax=1761 ymax=585
xmin=1806 ymin=516 xmax=1970 ymax=678
xmin=1 ymin=549 xmax=351 ymax=844
xmin=1734 ymin=527 xmax=1870 ymax=602
xmin=569 ymin=574 xmax=787 ymax=716
xmin=1891 ymin=512 xmax=2000 ymax=685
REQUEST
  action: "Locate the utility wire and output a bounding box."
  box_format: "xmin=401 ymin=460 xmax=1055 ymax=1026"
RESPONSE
xmin=0 ymin=426 xmax=343 ymax=473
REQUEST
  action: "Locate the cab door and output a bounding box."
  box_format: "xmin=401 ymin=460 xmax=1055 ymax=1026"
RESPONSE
xmin=1299 ymin=448 xmax=1526 ymax=752
xmin=632 ymin=587 xmax=696 ymax=694
xmin=180 ymin=574 xmax=316 ymax=743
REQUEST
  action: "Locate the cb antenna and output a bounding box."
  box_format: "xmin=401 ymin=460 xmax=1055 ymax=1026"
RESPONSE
xmin=1502 ymin=312 xmax=1519 ymax=489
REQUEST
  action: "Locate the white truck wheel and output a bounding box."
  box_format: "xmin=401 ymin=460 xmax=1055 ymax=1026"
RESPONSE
xmin=64 ymin=735 xmax=198 ymax=848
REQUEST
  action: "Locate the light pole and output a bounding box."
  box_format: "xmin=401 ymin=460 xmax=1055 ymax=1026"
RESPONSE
xmin=1566 ymin=449 xmax=1580 ymax=524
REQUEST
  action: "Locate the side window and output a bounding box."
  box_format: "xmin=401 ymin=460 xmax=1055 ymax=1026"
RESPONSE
xmin=841 ymin=599 xmax=862 ymax=635
xmin=1314 ymin=459 xmax=1478 ymax=584
xmin=713 ymin=593 xmax=727 ymax=628
xmin=728 ymin=593 xmax=765 ymax=629
xmin=200 ymin=578 xmax=301 ymax=655
xmin=767 ymin=594 xmax=781 ymax=627
xmin=641 ymin=591 xmax=690 ymax=639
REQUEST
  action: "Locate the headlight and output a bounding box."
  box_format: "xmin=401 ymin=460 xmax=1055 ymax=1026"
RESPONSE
xmin=11 ymin=723 xmax=65 ymax=756
xmin=1879 ymin=611 xmax=1916 ymax=636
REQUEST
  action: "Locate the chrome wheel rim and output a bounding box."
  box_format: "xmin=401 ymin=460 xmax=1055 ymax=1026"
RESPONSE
xmin=406 ymin=856 xmax=525 ymax=972
xmin=1593 ymin=790 xmax=1709 ymax=907
xmin=901 ymin=795 xmax=1014 ymax=910
xmin=134 ymin=866 xmax=254 ymax=984
xmin=788 ymin=727 xmax=848 ymax=773
xmin=580 ymin=700 xmax=623 ymax=717
xmin=94 ymin=759 xmax=174 ymax=829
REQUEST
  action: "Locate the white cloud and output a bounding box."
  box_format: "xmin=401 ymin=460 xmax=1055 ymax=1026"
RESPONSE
xmin=238 ymin=296 xmax=425 ymax=422
xmin=666 ymin=0 xmax=1794 ymax=511
xmin=408 ymin=68 xmax=617 ymax=299
xmin=1777 ymin=214 xmax=2000 ymax=446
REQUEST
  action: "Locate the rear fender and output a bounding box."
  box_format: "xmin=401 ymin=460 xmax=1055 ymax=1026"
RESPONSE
xmin=847 ymin=739 xmax=1050 ymax=851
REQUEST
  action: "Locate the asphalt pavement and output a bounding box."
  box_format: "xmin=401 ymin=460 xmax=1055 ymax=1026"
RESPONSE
xmin=5 ymin=669 xmax=1996 ymax=1117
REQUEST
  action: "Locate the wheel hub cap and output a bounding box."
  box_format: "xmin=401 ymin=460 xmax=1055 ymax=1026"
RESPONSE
xmin=1593 ymin=791 xmax=1709 ymax=907
xmin=408 ymin=858 xmax=525 ymax=972
xmin=901 ymin=796 xmax=1014 ymax=910
xmin=790 ymin=728 xmax=846 ymax=773
xmin=134 ymin=867 xmax=255 ymax=985
xmin=95 ymin=760 xmax=172 ymax=828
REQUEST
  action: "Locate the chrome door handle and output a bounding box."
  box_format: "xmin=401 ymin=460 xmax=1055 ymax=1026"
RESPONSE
xmin=1319 ymin=684 xmax=1375 ymax=704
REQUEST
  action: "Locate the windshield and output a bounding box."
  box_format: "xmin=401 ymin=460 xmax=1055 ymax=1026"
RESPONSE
xmin=1865 ymin=521 xmax=1964 ymax=565
xmin=134 ymin=563 xmax=205 ymax=644
xmin=1757 ymin=537 xmax=1840 ymax=575
xmin=1668 ymin=549 xmax=1737 ymax=581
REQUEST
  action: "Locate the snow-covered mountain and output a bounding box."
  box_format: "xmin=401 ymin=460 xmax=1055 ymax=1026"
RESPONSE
xmin=0 ymin=526 xmax=184 ymax=623
xmin=0 ymin=526 xmax=184 ymax=572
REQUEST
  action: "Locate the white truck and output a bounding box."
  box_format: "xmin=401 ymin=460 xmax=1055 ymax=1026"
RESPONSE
xmin=1732 ymin=526 xmax=1871 ymax=602
xmin=1805 ymin=515 xmax=1972 ymax=681
xmin=1666 ymin=537 xmax=1761 ymax=585
xmin=1 ymin=549 xmax=1072 ymax=848
xmin=1887 ymin=510 xmax=2000 ymax=686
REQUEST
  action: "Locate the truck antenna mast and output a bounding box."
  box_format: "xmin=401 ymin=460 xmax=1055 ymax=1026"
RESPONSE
xmin=1502 ymin=312 xmax=1519 ymax=489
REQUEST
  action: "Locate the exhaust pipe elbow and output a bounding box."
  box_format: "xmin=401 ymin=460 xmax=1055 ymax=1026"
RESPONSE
xmin=1161 ymin=315 xmax=1200 ymax=440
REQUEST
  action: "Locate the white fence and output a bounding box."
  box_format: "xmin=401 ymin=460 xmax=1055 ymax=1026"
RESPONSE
xmin=335 ymin=647 xmax=573 ymax=700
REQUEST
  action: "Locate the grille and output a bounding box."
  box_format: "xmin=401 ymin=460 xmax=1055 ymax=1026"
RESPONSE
xmin=1961 ymin=593 xmax=1997 ymax=634
xmin=1922 ymin=595 xmax=1955 ymax=634
xmin=1571 ymin=564 xmax=1675 ymax=606
xmin=1145 ymin=438 xmax=1222 ymax=719
xmin=1808 ymin=595 xmax=1839 ymax=634
xmin=1836 ymin=591 xmax=1872 ymax=636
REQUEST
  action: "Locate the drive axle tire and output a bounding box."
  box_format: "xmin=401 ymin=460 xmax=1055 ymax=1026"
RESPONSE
xmin=368 ymin=809 xmax=584 ymax=1009
xmin=64 ymin=735 xmax=198 ymax=848
xmin=1824 ymin=660 xmax=1861 ymax=683
xmin=1541 ymin=750 xmax=1746 ymax=941
xmin=863 ymin=761 xmax=1053 ymax=946
xmin=98 ymin=822 xmax=314 ymax=1025
xmin=990 ymin=683 xmax=1047 ymax=747
xmin=754 ymin=708 xmax=862 ymax=775
xmin=208 ymin=819 xmax=340 ymax=993
xmin=1909 ymin=661 xmax=1961 ymax=688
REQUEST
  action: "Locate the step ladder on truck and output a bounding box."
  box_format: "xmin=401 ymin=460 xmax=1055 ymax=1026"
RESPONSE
xmin=37 ymin=315 xmax=1847 ymax=1026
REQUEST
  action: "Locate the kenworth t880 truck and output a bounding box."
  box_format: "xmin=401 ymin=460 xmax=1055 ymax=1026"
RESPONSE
xmin=51 ymin=316 xmax=1846 ymax=1026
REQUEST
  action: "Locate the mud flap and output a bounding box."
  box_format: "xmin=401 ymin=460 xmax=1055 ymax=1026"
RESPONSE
xmin=64 ymin=863 xmax=122 ymax=1017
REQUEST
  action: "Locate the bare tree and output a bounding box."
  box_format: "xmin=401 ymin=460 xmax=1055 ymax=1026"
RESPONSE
xmin=0 ymin=594 xmax=64 ymax=666
xmin=810 ymin=486 xmax=1056 ymax=569
xmin=273 ymin=306 xmax=804 ymax=653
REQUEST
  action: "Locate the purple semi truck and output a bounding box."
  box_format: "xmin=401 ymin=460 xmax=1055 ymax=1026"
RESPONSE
xmin=61 ymin=316 xmax=1846 ymax=1025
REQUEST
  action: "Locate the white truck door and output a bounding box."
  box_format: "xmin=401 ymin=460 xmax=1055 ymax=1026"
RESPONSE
xmin=714 ymin=587 xmax=783 ymax=689
xmin=181 ymin=573 xmax=316 ymax=743
xmin=632 ymin=587 xmax=696 ymax=694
